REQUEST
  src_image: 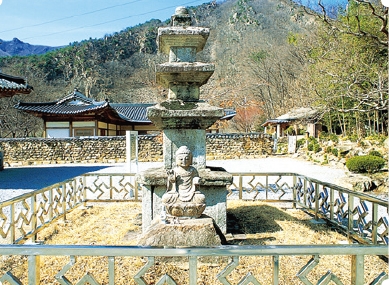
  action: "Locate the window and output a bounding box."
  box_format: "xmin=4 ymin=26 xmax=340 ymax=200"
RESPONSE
xmin=74 ymin=128 xmax=94 ymax=137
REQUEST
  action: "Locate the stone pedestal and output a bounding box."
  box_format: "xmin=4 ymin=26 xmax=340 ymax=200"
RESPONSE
xmin=136 ymin=167 xmax=232 ymax=234
xmin=138 ymin=216 xmax=224 ymax=247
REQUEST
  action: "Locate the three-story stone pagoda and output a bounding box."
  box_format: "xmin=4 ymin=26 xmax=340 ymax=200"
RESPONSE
xmin=137 ymin=7 xmax=232 ymax=247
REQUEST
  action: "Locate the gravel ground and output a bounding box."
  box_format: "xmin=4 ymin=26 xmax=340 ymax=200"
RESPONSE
xmin=0 ymin=156 xmax=352 ymax=202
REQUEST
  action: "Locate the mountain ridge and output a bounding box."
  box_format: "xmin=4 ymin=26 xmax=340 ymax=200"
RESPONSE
xmin=0 ymin=37 xmax=63 ymax=57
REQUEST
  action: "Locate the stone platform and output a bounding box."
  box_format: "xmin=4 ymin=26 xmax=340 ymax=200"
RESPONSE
xmin=136 ymin=166 xmax=232 ymax=234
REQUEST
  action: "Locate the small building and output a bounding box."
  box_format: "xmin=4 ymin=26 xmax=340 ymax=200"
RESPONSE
xmin=14 ymin=89 xmax=157 ymax=137
xmin=15 ymin=89 xmax=236 ymax=138
xmin=0 ymin=72 xmax=33 ymax=170
xmin=0 ymin=72 xmax=33 ymax=98
xmin=262 ymin=107 xmax=321 ymax=138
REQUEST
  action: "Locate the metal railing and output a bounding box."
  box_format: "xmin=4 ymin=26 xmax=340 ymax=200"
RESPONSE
xmin=0 ymin=172 xmax=387 ymax=245
xmin=0 ymin=171 xmax=387 ymax=284
xmin=227 ymin=172 xmax=388 ymax=245
xmin=0 ymin=173 xmax=138 ymax=244
xmin=0 ymin=244 xmax=387 ymax=285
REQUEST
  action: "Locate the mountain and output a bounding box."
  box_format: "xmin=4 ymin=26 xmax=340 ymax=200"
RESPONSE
xmin=0 ymin=38 xmax=63 ymax=57
xmin=0 ymin=0 xmax=318 ymax=136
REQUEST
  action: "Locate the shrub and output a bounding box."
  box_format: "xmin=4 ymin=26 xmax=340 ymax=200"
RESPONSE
xmin=285 ymin=126 xmax=295 ymax=135
xmin=296 ymin=138 xmax=305 ymax=149
xmin=319 ymin=132 xmax=328 ymax=140
xmin=348 ymin=134 xmax=359 ymax=142
xmin=346 ymin=155 xmax=386 ymax=173
xmin=331 ymin=148 xmax=339 ymax=157
xmin=308 ymin=136 xmax=318 ymax=144
xmin=368 ymin=150 xmax=383 ymax=158
xmin=307 ymin=137 xmax=321 ymax=153
xmin=329 ymin=133 xmax=339 ymax=143
xmin=319 ymin=132 xmax=339 ymax=143
xmin=365 ymin=134 xmax=387 ymax=145
xmin=312 ymin=143 xmax=321 ymax=153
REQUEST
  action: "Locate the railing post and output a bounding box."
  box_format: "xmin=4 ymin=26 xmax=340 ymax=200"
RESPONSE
xmin=239 ymin=175 xmax=243 ymax=200
xmin=292 ymin=175 xmax=296 ymax=209
xmin=31 ymin=195 xmax=37 ymax=243
xmin=189 ymin=256 xmax=197 ymax=285
xmin=83 ymin=175 xmax=87 ymax=207
xmin=108 ymin=256 xmax=115 ymax=285
xmin=265 ymin=175 xmax=269 ymax=200
xmin=28 ymin=255 xmax=40 ymax=285
xmin=348 ymin=193 xmax=355 ymax=236
xmin=372 ymin=203 xmax=378 ymax=244
xmin=10 ymin=203 xmax=15 ymax=244
xmin=135 ymin=179 xmax=139 ymax=202
xmin=49 ymin=188 xmax=53 ymax=221
xmin=62 ymin=183 xmax=67 ymax=222
xmin=330 ymin=188 xmax=334 ymax=221
xmin=73 ymin=178 xmax=77 ymax=204
xmin=314 ymin=183 xmax=319 ymax=220
xmin=351 ymin=255 xmax=364 ymax=285
xmin=110 ymin=175 xmax=113 ymax=200
xmin=272 ymin=255 xmax=279 ymax=285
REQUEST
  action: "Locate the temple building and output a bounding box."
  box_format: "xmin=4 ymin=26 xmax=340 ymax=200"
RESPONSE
xmin=15 ymin=89 xmax=235 ymax=138
xmin=0 ymin=72 xmax=33 ymax=170
xmin=262 ymin=107 xmax=321 ymax=138
xmin=0 ymin=72 xmax=33 ymax=98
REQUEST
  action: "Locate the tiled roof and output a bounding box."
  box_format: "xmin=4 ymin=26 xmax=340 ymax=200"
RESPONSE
xmin=111 ymin=103 xmax=154 ymax=123
xmin=14 ymin=89 xmax=154 ymax=123
xmin=262 ymin=108 xmax=319 ymax=126
xmin=56 ymin=89 xmax=95 ymax=105
xmin=0 ymin=72 xmax=33 ymax=97
xmin=276 ymin=107 xmax=318 ymax=120
xmin=14 ymin=89 xmax=236 ymax=124
xmin=15 ymin=100 xmax=109 ymax=115
xmin=220 ymin=109 xmax=236 ymax=120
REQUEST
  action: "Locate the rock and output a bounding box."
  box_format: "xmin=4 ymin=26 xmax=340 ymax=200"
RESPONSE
xmin=343 ymin=175 xmax=375 ymax=192
xmin=384 ymin=138 xmax=389 ymax=148
xmin=137 ymin=216 xmax=224 ymax=247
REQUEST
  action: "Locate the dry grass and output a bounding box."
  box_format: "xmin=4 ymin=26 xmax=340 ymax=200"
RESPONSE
xmin=0 ymin=200 xmax=387 ymax=284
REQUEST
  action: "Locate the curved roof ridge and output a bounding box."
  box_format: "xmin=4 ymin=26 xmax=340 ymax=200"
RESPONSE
xmin=56 ymin=89 xmax=96 ymax=105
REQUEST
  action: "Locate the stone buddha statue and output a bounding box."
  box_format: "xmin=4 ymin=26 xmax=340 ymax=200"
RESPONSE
xmin=161 ymin=146 xmax=206 ymax=218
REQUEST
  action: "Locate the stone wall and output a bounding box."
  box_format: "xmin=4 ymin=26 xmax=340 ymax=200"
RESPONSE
xmin=0 ymin=133 xmax=272 ymax=166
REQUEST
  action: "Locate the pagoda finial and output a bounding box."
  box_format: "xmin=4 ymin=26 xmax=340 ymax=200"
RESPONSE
xmin=171 ymin=6 xmax=191 ymax=27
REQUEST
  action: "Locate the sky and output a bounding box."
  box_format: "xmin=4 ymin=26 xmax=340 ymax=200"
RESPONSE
xmin=0 ymin=0 xmax=211 ymax=47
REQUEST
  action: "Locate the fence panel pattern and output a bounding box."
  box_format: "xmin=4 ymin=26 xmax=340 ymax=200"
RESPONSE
xmin=0 ymin=172 xmax=387 ymax=246
xmin=0 ymin=245 xmax=386 ymax=285
xmin=83 ymin=173 xmax=139 ymax=202
xmin=0 ymin=178 xmax=84 ymax=244
xmin=228 ymin=173 xmax=388 ymax=245
xmin=294 ymin=175 xmax=388 ymax=245
xmin=227 ymin=173 xmax=295 ymax=201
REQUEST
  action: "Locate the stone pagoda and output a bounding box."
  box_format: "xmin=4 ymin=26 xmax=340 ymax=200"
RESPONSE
xmin=147 ymin=6 xmax=223 ymax=170
xmin=137 ymin=7 xmax=232 ymax=247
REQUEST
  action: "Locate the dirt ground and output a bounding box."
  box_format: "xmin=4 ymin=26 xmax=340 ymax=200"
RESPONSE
xmin=0 ymin=200 xmax=384 ymax=285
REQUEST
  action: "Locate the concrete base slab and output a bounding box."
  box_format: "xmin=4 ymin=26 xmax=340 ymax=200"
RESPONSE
xmin=309 ymin=218 xmax=327 ymax=224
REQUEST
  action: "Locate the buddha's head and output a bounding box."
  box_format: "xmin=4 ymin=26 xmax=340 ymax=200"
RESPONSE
xmin=175 ymin=146 xmax=192 ymax=167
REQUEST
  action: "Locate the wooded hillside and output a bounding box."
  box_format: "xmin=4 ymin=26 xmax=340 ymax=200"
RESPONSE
xmin=0 ymin=0 xmax=387 ymax=138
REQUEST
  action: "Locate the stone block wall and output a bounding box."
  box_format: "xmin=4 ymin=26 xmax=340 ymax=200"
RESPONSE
xmin=0 ymin=133 xmax=272 ymax=166
xmin=206 ymin=133 xmax=273 ymax=160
